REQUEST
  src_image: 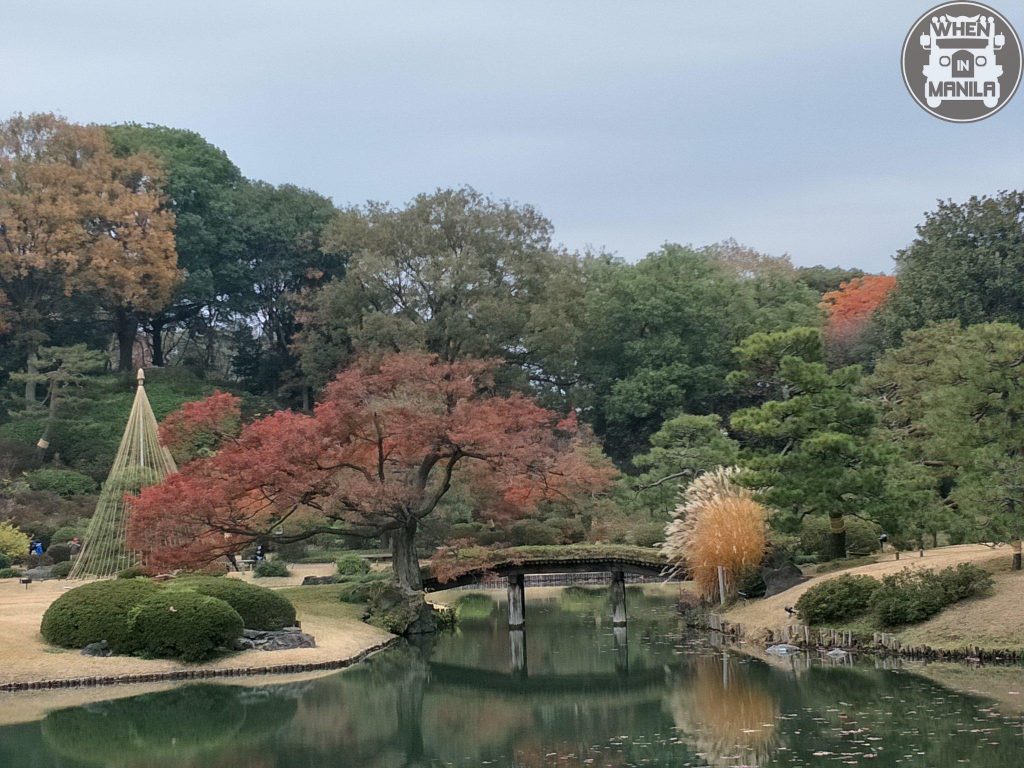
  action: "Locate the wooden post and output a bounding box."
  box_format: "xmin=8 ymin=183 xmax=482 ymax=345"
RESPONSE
xmin=613 ymin=625 xmax=628 ymax=675
xmin=507 ymin=574 xmax=525 ymax=629
xmin=611 ymin=570 xmax=627 ymax=626
xmin=717 ymin=565 xmax=727 ymax=606
xmin=509 ymin=628 xmax=527 ymax=675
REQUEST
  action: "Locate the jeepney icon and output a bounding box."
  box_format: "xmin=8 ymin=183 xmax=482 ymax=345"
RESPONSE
xmin=919 ymin=13 xmax=1004 ymax=108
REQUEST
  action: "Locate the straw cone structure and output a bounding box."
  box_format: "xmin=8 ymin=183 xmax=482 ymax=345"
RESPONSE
xmin=69 ymin=369 xmax=177 ymax=579
xmin=663 ymin=467 xmax=767 ymax=601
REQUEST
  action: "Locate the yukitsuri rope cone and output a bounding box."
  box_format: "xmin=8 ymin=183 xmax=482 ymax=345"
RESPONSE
xmin=68 ymin=369 xmax=177 ymax=579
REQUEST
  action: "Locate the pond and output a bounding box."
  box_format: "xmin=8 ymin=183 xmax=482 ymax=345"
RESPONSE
xmin=1 ymin=586 xmax=1023 ymax=767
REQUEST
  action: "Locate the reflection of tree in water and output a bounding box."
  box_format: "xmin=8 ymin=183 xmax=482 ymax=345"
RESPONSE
xmin=40 ymin=684 xmax=297 ymax=768
xmin=667 ymin=653 xmax=779 ymax=767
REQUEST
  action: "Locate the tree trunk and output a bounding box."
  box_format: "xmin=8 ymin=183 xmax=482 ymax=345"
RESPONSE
xmin=35 ymin=380 xmax=60 ymax=461
xmin=150 ymin=318 xmax=165 ymax=367
xmin=1013 ymin=539 xmax=1022 ymax=571
xmin=115 ymin=309 xmax=137 ymax=372
xmin=24 ymin=347 xmax=39 ymax=404
xmin=391 ymin=519 xmax=423 ymax=592
xmin=828 ymin=515 xmax=847 ymax=560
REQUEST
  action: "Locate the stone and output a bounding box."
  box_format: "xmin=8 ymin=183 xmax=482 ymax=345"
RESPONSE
xmin=234 ymin=628 xmax=316 ymax=651
xmin=766 ymin=643 xmax=801 ymax=656
xmin=762 ymin=562 xmax=806 ymax=598
xmin=301 ymin=575 xmax=339 ymax=586
xmin=81 ymin=641 xmax=111 ymax=657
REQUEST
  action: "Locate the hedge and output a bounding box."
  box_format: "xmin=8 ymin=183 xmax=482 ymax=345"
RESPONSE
xmin=795 ymin=574 xmax=880 ymax=624
xmin=168 ymin=575 xmax=296 ymax=630
xmin=40 ymin=579 xmax=161 ymax=652
xmin=129 ymin=591 xmax=243 ymax=662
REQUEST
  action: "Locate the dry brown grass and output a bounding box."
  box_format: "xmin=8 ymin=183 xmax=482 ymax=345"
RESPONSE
xmin=0 ymin=564 xmax=391 ymax=695
xmin=723 ymin=544 xmax=1020 ymax=649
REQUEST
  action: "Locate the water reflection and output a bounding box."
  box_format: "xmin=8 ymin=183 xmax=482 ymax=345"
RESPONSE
xmin=2 ymin=586 xmax=1024 ymax=767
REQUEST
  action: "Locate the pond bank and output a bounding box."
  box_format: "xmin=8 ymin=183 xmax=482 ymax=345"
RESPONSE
xmin=707 ymin=545 xmax=1024 ymax=662
xmin=0 ymin=570 xmax=394 ymax=693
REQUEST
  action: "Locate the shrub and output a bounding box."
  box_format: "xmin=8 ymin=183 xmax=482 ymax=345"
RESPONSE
xmin=507 ymin=519 xmax=561 ymax=546
xmin=23 ymin=468 xmax=97 ymax=497
xmin=795 ymin=574 xmax=880 ymax=624
xmin=129 ymin=591 xmax=243 ymax=662
xmin=40 ymin=579 xmax=161 ymax=652
xmin=0 ymin=522 xmax=30 ymax=562
xmin=253 ymin=559 xmax=290 ymax=578
xmin=51 ymin=522 xmax=89 ymax=545
xmin=168 ymin=576 xmax=296 ymax=630
xmin=336 ymin=554 xmax=370 ymax=577
xmin=869 ymin=565 xmax=994 ymax=627
xmin=0 ymin=567 xmax=21 ymax=579
xmin=938 ymin=562 xmax=994 ymax=602
xmin=45 ymin=543 xmax=71 ymax=564
xmin=337 ymin=571 xmax=391 ymax=603
xmin=800 ymin=516 xmax=881 ymax=561
xmin=50 ymin=560 xmax=73 ymax=579
xmin=0 ymin=552 xmax=10 ymax=569
xmin=117 ymin=565 xmax=147 ymax=579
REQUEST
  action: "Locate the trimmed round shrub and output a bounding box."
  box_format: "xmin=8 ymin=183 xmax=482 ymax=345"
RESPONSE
xmin=117 ymin=565 xmax=147 ymax=579
xmin=869 ymin=564 xmax=994 ymax=627
xmin=253 ymin=559 xmax=290 ymax=578
xmin=336 ymin=554 xmax=370 ymax=577
xmin=41 ymin=579 xmax=161 ymax=652
xmin=795 ymin=574 xmax=880 ymax=625
xmin=23 ymin=468 xmax=98 ymax=497
xmin=0 ymin=567 xmax=22 ymax=579
xmin=45 ymin=543 xmax=71 ymax=564
xmin=50 ymin=560 xmax=73 ymax=579
xmin=129 ymin=591 xmax=243 ymax=662
xmin=168 ymin=576 xmax=296 ymax=630
xmin=337 ymin=571 xmax=390 ymax=603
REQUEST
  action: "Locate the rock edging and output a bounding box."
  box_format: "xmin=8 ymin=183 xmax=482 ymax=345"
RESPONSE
xmin=0 ymin=635 xmax=400 ymax=693
xmin=705 ymin=613 xmax=1024 ymax=663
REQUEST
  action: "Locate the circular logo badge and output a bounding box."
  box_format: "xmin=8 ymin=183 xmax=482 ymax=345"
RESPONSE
xmin=902 ymin=2 xmax=1022 ymax=121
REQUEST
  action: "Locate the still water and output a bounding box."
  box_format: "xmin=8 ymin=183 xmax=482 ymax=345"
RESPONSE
xmin=1 ymin=587 xmax=1023 ymax=767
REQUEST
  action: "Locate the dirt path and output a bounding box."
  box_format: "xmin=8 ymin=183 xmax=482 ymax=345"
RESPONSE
xmin=723 ymin=544 xmax=1012 ymax=639
xmin=0 ymin=564 xmax=392 ymax=693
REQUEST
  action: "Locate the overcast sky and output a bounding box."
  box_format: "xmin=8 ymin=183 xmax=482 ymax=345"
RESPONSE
xmin=4 ymin=1 xmax=1022 ymax=272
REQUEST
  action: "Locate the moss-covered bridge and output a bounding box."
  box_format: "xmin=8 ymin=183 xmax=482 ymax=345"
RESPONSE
xmin=421 ymin=545 xmax=673 ymax=629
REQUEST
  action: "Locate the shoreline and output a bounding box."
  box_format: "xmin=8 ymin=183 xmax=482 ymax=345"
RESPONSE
xmin=0 ymin=634 xmax=400 ymax=693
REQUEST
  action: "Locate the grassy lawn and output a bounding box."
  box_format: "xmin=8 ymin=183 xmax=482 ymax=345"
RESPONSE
xmin=278 ymin=584 xmax=367 ymax=623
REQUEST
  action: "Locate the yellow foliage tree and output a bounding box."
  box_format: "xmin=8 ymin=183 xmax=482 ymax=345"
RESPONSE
xmin=0 ymin=522 xmax=30 ymax=562
xmin=0 ymin=113 xmax=178 ymax=381
xmin=664 ymin=467 xmax=768 ymax=601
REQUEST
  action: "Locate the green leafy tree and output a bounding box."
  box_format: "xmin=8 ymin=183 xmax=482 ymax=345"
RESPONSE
xmin=8 ymin=345 xmax=107 ymax=460
xmin=730 ymin=329 xmax=890 ymax=558
xmin=879 ymin=191 xmax=1024 ymax=342
xmin=629 ymin=413 xmax=739 ymax=519
xmin=227 ymin=181 xmax=340 ymax=404
xmin=105 ymin=124 xmax=243 ymax=367
xmin=577 ymin=247 xmax=821 ymax=461
xmin=294 ymin=186 xmax=574 ymax=396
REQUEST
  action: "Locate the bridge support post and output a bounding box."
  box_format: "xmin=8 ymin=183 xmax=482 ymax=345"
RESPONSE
xmin=509 ymin=628 xmax=527 ymax=675
xmin=613 ymin=625 xmax=628 ymax=675
xmin=611 ymin=570 xmax=627 ymax=626
xmin=507 ymin=573 xmax=525 ymax=628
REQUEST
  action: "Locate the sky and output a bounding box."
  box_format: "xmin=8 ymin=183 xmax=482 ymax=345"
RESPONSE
xmin=3 ymin=1 xmax=1022 ymax=272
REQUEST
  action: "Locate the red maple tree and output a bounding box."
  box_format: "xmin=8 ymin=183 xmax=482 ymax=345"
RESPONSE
xmin=821 ymin=275 xmax=896 ymax=352
xmin=129 ymin=353 xmax=615 ymax=590
xmin=159 ymin=390 xmax=242 ymax=465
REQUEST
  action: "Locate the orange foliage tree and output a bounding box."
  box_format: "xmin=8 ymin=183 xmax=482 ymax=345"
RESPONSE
xmin=0 ymin=113 xmax=178 ymax=378
xmin=129 ymin=353 xmax=615 ymax=590
xmin=820 ymin=275 xmax=896 ymax=356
